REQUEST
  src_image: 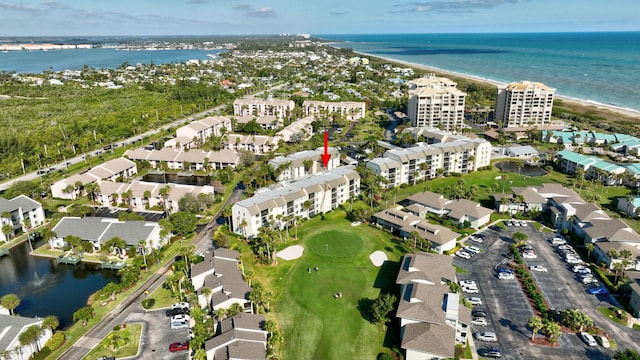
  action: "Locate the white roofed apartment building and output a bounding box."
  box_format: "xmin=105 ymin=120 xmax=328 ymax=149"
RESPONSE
xmin=407 ymin=75 xmax=466 ymax=132
xmin=367 ymin=132 xmax=491 ymax=188
xmin=495 ymin=81 xmax=555 ymax=128
xmin=302 ymin=100 xmax=366 ymax=121
xmin=232 ymin=167 xmax=360 ymax=239
xmin=94 ymin=180 xmax=215 ymax=214
xmin=0 ymin=195 xmax=46 ymax=242
xmin=222 ymin=134 xmax=279 ymax=155
xmin=0 ymin=314 xmax=53 ymax=360
xmin=233 ymin=98 xmax=295 ymax=119
xmin=276 ymin=116 xmax=315 ymax=143
xmin=268 ymin=147 xmax=341 ymax=181
xmin=50 ymin=158 xmax=137 ymax=199
xmin=164 ymin=116 xmax=232 ymax=150
xmin=125 ymin=148 xmax=240 ymax=170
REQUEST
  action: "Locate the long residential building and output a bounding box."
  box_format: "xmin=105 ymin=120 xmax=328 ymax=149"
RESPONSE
xmin=125 ymin=148 xmax=240 ymax=170
xmin=268 ymin=147 xmax=341 ymax=181
xmin=395 ymin=252 xmax=470 ymax=359
xmin=222 ymin=134 xmax=278 ymax=155
xmin=51 ymin=217 xmax=167 ymax=252
xmin=367 ymin=131 xmax=491 ymax=188
xmin=233 ymin=98 xmax=295 ymax=119
xmin=95 ymin=180 xmax=215 ymax=213
xmin=407 ymin=75 xmax=466 ymax=131
xmin=0 ymin=195 xmax=46 ymax=242
xmin=165 ymin=116 xmax=232 ymax=149
xmin=276 ymin=116 xmax=315 ymax=143
xmin=495 ymin=81 xmax=555 ymax=128
xmin=301 ymin=100 xmax=366 ymax=121
xmin=0 ymin=314 xmax=54 ymax=360
xmin=556 ymin=150 xmax=633 ymax=186
xmin=232 ymin=166 xmax=360 ymax=239
xmin=51 ymin=158 xmax=137 ymax=199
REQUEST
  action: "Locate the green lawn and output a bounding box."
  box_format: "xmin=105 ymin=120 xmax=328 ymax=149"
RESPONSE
xmin=148 ymin=284 xmax=177 ymax=309
xmin=597 ymin=307 xmax=630 ymax=327
xmin=82 ymin=323 xmax=142 ymax=359
xmin=270 ymin=211 xmax=405 ymax=360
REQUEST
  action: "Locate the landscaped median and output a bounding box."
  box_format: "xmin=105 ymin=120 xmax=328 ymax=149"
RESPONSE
xmin=82 ymin=323 xmax=143 ymax=360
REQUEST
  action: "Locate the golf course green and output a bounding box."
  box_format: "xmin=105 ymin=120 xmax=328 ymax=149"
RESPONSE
xmin=274 ymin=213 xmax=404 ymax=360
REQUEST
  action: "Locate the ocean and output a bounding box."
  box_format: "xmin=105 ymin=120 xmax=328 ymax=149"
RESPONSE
xmin=0 ymin=48 xmax=223 ymax=74
xmin=323 ymin=32 xmax=640 ymax=113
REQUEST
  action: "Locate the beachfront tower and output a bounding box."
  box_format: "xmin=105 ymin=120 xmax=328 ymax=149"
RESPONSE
xmin=407 ymin=74 xmax=467 ymax=132
xmin=495 ymin=81 xmax=555 ymax=128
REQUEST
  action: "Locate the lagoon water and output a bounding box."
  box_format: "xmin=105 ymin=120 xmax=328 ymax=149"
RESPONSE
xmin=324 ymin=32 xmax=640 ymax=112
xmin=0 ymin=48 xmax=223 ymax=74
xmin=0 ymin=240 xmax=118 ymax=328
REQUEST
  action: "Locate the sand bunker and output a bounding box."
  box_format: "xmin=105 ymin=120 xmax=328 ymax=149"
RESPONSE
xmin=277 ymin=245 xmax=304 ymax=260
xmin=369 ymin=251 xmax=387 ymax=267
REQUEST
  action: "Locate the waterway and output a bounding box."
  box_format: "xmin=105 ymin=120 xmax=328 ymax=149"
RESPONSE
xmin=0 ymin=240 xmax=118 ymax=328
xmin=143 ymin=172 xmax=213 ymax=186
xmin=495 ymin=161 xmax=547 ymax=177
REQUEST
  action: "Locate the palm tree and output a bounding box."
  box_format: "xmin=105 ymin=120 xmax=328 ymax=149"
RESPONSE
xmin=122 ymin=189 xmax=133 ymax=210
xmin=42 ymin=315 xmax=59 ymax=333
xmin=0 ymin=293 xmax=20 ymax=315
xmin=222 ymin=207 xmax=232 ymax=226
xmin=2 ymin=224 xmax=14 ymax=242
xmin=585 ymin=243 xmax=595 ymax=260
xmin=18 ymin=325 xmax=41 ymax=354
xmin=239 ymin=218 xmax=248 ymax=240
xmin=543 ymin=320 xmax=562 ymax=344
xmin=139 ymin=240 xmax=148 ymax=271
xmin=72 ymin=306 xmax=94 ymax=326
xmin=527 ymin=316 xmax=544 ymax=340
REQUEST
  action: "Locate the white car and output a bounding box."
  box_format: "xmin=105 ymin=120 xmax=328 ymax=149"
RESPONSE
xmin=456 ymin=251 xmax=471 ymax=260
xmin=529 ymin=265 xmax=548 ymax=273
xmin=558 ymin=244 xmax=573 ymax=251
xmin=470 ymin=236 xmax=484 ymax=244
xmin=475 ymin=331 xmax=497 ymax=342
xmin=462 ymin=286 xmax=479 ymax=294
xmin=522 ymin=252 xmax=538 ymax=259
xmin=171 ymin=314 xmax=191 ymax=323
xmin=171 ymin=302 xmax=191 ymax=310
xmin=572 ymin=264 xmax=587 ymax=272
xmin=519 ymin=221 xmax=527 ymax=226
xmin=566 ymin=257 xmax=583 ymax=264
xmin=467 ymin=297 xmax=482 ymax=306
xmin=170 ymin=321 xmax=189 ymax=330
xmin=580 ymin=332 xmax=597 ymax=346
xmin=551 ymin=237 xmax=566 ymax=245
xmin=596 ymin=335 xmax=610 ymax=348
xmin=498 ymin=272 xmax=515 ymax=280
xmin=464 ymin=246 xmax=481 ymax=254
xmin=471 ymin=317 xmax=487 ymax=326
xmin=460 ymin=280 xmax=477 ymax=287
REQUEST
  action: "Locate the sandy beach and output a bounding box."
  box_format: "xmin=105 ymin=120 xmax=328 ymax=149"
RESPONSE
xmin=353 ymin=51 xmax=640 ymax=121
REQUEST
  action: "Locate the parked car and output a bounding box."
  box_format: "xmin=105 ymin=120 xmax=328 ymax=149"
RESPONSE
xmin=472 ymin=309 xmax=487 ymax=318
xmin=475 ymin=233 xmax=486 ymax=239
xmin=587 ymin=286 xmax=609 ymax=295
xmin=489 ymin=225 xmax=502 ymax=231
xmin=456 ymin=251 xmax=472 ymax=260
xmin=460 ymin=280 xmax=477 ymax=287
xmin=462 ymin=286 xmax=479 ymax=294
xmin=521 ymin=252 xmax=538 ymax=259
xmin=171 ymin=314 xmax=190 ymax=323
xmin=464 ymin=246 xmax=481 ymax=254
xmin=529 ymin=265 xmax=548 ymax=273
xmin=572 ymin=264 xmax=587 ymax=272
xmin=165 ymin=308 xmax=189 ymax=317
xmin=171 ymin=302 xmax=190 ymax=310
xmin=497 ymin=267 xmax=514 ymax=274
xmin=551 ymin=237 xmax=566 ymax=245
xmin=596 ymin=335 xmax=610 ymax=348
xmin=467 ymin=297 xmax=482 ymax=306
xmin=98 ymin=357 xmax=115 ymax=360
xmin=478 ymin=347 xmax=502 ymax=358
xmin=582 ymin=277 xmax=599 ymax=285
xmin=558 ymin=244 xmax=573 ymax=251
xmin=470 ymin=236 xmax=484 ymax=244
xmin=170 ymin=321 xmax=189 ymax=330
xmin=471 ymin=317 xmax=488 ymax=326
xmin=566 ymin=257 xmax=583 ymax=265
xmin=498 ymin=272 xmax=515 ymax=280
xmin=474 ymin=331 xmax=498 ymax=342
xmin=169 ymin=342 xmax=189 ymax=352
xmin=579 ymin=332 xmax=598 ymax=346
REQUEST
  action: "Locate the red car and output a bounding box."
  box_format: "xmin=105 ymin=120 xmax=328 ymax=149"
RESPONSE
xmin=169 ymin=342 xmax=189 ymax=352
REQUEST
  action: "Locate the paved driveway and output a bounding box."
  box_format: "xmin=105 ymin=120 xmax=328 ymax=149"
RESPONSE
xmin=454 ymin=221 xmax=638 ymax=359
xmin=125 ymin=307 xmax=189 ymax=360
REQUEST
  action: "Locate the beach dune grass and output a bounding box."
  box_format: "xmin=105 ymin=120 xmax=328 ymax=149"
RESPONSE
xmin=274 ymin=211 xmax=404 ymax=360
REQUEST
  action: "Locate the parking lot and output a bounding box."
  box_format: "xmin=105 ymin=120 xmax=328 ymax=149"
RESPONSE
xmin=125 ymin=306 xmax=190 ymax=360
xmin=93 ymin=207 xmax=166 ymax=222
xmin=453 ymin=221 xmax=634 ymax=360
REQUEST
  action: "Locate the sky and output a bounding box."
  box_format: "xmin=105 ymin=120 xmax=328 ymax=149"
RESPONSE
xmin=0 ymin=0 xmax=639 ymax=37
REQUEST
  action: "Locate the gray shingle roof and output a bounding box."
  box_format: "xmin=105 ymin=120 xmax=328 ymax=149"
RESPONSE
xmin=0 ymin=314 xmax=42 ymax=351
xmin=52 ymin=217 xmax=159 ymax=246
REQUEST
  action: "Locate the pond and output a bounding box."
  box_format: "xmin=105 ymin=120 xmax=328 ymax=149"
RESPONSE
xmin=495 ymin=161 xmax=547 ymax=177
xmin=0 ymin=240 xmax=119 ymax=328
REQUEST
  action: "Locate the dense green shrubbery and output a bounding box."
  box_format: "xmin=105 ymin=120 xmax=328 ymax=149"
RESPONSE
xmin=45 ymin=332 xmax=65 ymax=350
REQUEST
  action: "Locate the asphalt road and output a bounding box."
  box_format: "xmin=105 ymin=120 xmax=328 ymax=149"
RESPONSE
xmin=454 ymin=222 xmax=640 ymax=359
xmin=57 ymin=189 xmax=243 ymax=360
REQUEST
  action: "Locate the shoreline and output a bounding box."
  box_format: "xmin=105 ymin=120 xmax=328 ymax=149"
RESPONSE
xmin=349 ymin=50 xmax=640 ymax=120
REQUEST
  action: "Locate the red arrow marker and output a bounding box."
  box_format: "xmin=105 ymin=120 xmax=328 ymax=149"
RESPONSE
xmin=321 ymin=130 xmax=331 ymax=168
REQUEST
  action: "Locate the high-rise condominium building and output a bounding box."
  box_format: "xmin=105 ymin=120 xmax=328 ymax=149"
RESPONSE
xmin=407 ymin=74 xmax=466 ymax=132
xmin=495 ymin=81 xmax=555 ymax=128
